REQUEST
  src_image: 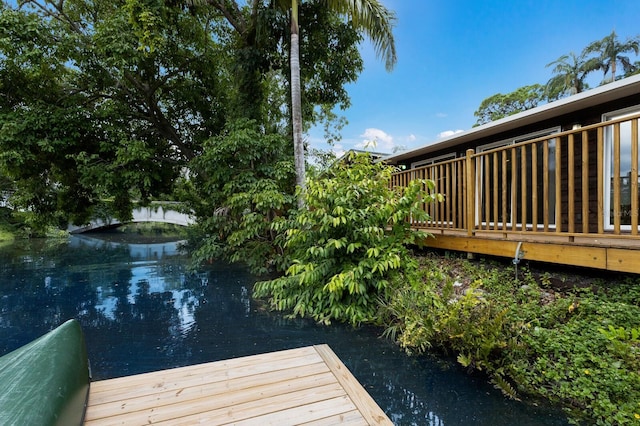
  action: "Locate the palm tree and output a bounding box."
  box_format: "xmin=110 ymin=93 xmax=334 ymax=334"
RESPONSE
xmin=287 ymin=0 xmax=397 ymax=205
xmin=544 ymin=51 xmax=599 ymax=99
xmin=585 ymin=30 xmax=640 ymax=83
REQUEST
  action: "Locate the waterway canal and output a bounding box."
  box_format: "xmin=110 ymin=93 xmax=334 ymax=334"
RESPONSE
xmin=0 ymin=235 xmax=569 ymax=425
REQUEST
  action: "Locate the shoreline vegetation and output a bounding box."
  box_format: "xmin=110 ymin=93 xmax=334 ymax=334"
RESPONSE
xmin=248 ymin=153 xmax=639 ymax=425
xmin=383 ymin=251 xmax=640 ymax=425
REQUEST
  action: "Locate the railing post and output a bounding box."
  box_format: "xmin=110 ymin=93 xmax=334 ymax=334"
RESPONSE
xmin=465 ymin=149 xmax=475 ymax=236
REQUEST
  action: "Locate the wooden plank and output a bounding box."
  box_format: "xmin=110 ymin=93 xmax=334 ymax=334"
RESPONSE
xmin=631 ymin=119 xmax=638 ymax=234
xmin=231 ymin=396 xmax=360 ymax=426
xmin=466 ymin=150 xmax=476 ymax=236
xmin=613 ymin=123 xmax=621 ymax=234
xmin=543 ymin=140 xmax=550 ymax=231
xmin=88 ymin=347 xmax=323 ymax=403
xmin=86 ymin=367 xmax=334 ymax=421
xmin=582 ymin=130 xmax=589 ymax=234
xmin=484 ymin=154 xmax=490 ymax=230
xmin=452 ymin=162 xmax=458 ymax=228
xmin=502 ymin=150 xmax=508 ymax=231
xmin=520 ymin=244 xmax=606 ymax=269
xmin=598 ymin=127 xmax=604 ymax=233
xmin=147 ymin=384 xmax=349 ymax=425
xmin=299 ymin=410 xmax=369 ymax=426
xmin=314 ymin=345 xmax=393 ymax=426
xmin=85 ymin=345 xmax=391 ymax=426
xmin=521 ymin=145 xmax=527 ymax=229
xmin=532 ymin=142 xmax=538 ymax=231
xmin=511 ymin=148 xmax=517 ymax=231
xmin=568 ymin=134 xmax=575 ymax=233
xmin=417 ymin=234 xmax=607 ymax=269
xmin=446 ymin=163 xmax=452 ymax=228
xmin=607 ymin=248 xmax=640 ymax=273
xmin=458 ymin=160 xmax=465 ymax=229
xmin=492 ymin=152 xmax=498 ymax=230
xmin=555 ymin=136 xmax=562 ymax=233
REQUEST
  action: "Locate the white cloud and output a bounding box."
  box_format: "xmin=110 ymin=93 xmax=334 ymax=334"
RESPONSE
xmin=436 ymin=112 xmax=448 ymax=118
xmin=356 ymin=128 xmax=395 ymax=152
xmin=331 ymin=144 xmax=346 ymax=159
xmin=407 ymin=134 xmax=417 ymax=142
xmin=437 ymin=129 xmax=464 ymax=139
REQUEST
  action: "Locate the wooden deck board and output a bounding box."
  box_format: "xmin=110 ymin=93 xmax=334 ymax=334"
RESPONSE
xmin=84 ymin=344 xmax=392 ymax=426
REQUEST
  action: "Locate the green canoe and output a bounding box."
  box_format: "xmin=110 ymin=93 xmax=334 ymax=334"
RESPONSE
xmin=0 ymin=319 xmax=91 ymax=426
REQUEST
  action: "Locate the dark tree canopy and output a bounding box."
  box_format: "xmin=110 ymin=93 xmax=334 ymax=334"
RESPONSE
xmin=0 ymin=0 xmax=365 ymax=230
xmin=473 ymin=84 xmax=545 ymax=127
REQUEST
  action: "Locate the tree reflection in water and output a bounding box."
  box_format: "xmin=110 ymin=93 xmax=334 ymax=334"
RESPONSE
xmin=0 ymin=235 xmax=568 ymax=425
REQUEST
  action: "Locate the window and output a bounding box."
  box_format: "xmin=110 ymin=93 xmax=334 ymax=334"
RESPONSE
xmin=410 ymin=154 xmax=458 ymax=226
xmin=476 ymin=128 xmax=560 ymax=228
xmin=603 ymin=106 xmax=640 ymax=230
xmin=410 ymin=153 xmax=456 ymax=169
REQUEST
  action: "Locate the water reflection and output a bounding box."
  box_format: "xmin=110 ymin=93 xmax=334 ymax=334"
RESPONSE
xmin=0 ymin=235 xmax=568 ymax=425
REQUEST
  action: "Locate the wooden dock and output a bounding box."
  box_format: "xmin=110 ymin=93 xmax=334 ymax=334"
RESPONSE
xmin=84 ymin=344 xmax=393 ymax=425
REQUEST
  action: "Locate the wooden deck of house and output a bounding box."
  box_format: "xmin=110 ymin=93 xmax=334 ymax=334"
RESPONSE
xmin=83 ymin=344 xmax=392 ymax=425
xmin=391 ymin=112 xmax=640 ymax=273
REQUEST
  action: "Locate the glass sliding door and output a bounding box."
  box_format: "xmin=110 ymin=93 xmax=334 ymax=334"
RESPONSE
xmin=604 ymin=107 xmax=640 ymax=230
xmin=477 ymin=128 xmax=558 ymax=230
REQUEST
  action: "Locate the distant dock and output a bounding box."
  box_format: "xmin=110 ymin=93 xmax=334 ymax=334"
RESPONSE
xmin=84 ymin=344 xmax=393 ymax=425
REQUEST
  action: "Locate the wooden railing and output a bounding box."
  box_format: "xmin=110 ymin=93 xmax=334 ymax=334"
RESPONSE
xmin=391 ymin=112 xmax=640 ymax=239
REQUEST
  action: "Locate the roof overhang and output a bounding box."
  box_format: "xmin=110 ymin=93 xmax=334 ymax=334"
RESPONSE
xmin=382 ymin=74 xmax=640 ymax=164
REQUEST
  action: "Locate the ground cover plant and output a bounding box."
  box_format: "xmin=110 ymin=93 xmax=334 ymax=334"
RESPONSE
xmin=383 ymin=253 xmax=640 ymax=425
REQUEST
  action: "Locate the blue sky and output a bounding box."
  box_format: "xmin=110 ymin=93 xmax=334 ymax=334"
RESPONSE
xmin=309 ymin=0 xmax=640 ymax=157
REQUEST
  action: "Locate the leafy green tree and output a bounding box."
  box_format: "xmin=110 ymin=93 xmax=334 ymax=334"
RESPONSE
xmin=0 ymin=0 xmax=230 ymax=228
xmin=585 ymin=30 xmax=640 ymax=83
xmin=473 ymin=84 xmax=546 ymax=126
xmin=0 ymin=0 xmax=368 ymax=233
xmin=204 ymin=0 xmax=395 ymax=205
xmin=253 ymin=152 xmax=438 ymax=325
xmin=283 ymin=0 xmax=398 ymax=203
xmin=623 ymin=60 xmax=640 ymax=78
xmin=186 ymin=119 xmax=296 ymax=274
xmin=545 ymin=51 xmax=598 ymax=99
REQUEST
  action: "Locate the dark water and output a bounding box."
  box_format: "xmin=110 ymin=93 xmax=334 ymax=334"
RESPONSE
xmin=0 ymin=235 xmax=569 ymax=425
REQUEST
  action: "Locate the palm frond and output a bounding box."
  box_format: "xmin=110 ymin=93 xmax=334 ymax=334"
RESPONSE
xmin=324 ymin=0 xmax=397 ymax=71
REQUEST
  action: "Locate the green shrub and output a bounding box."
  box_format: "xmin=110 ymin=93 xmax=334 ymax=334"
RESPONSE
xmin=185 ymin=119 xmax=296 ymax=274
xmin=383 ymin=254 xmax=640 ymax=424
xmin=253 ymin=152 xmax=438 ymax=325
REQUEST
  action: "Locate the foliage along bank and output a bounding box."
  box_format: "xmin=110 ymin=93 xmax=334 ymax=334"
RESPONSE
xmin=382 ymin=255 xmax=640 ymax=425
xmin=246 ymin=152 xmax=639 ymax=425
xmin=253 ymin=152 xmax=438 ymax=325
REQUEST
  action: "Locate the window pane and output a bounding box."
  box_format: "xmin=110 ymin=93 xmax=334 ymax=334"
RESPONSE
xmin=609 ymin=120 xmax=639 ymax=226
xmin=605 ymin=110 xmax=640 ymax=229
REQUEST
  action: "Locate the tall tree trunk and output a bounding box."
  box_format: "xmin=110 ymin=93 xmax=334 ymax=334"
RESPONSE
xmin=290 ymin=0 xmax=306 ymax=207
xmin=611 ymin=60 xmax=617 ymax=82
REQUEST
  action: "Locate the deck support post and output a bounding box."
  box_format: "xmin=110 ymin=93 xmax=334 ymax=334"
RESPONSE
xmin=465 ymin=149 xmax=476 ymax=236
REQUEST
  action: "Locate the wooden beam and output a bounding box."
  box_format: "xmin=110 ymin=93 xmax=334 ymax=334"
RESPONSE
xmin=314 ymin=345 xmax=392 ymax=426
xmin=466 ymin=149 xmax=476 ymax=236
xmin=607 ymin=248 xmax=640 ymax=273
xmin=416 ymin=234 xmax=612 ymax=271
xmin=598 ymin=127 xmax=604 ymax=233
xmin=582 ymin=130 xmax=589 ymax=234
xmin=568 ymin=134 xmax=575 ymax=233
